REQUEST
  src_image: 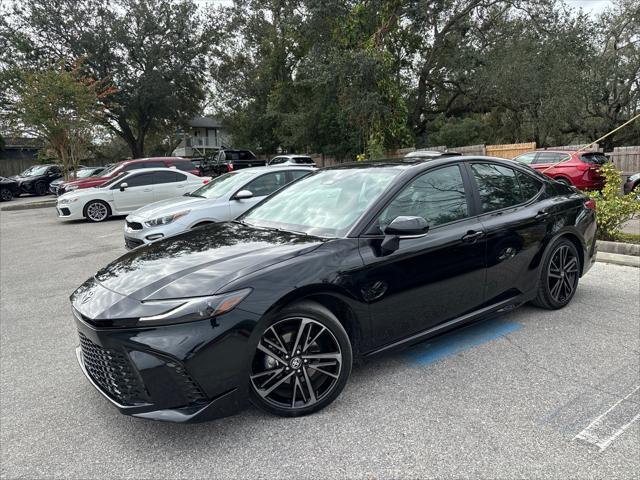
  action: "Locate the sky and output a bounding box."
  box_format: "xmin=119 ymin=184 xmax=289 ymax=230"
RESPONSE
xmin=564 ymin=0 xmax=614 ymax=15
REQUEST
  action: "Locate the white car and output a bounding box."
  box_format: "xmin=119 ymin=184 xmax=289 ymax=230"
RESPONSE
xmin=123 ymin=166 xmax=314 ymax=249
xmin=56 ymin=168 xmax=208 ymax=223
xmin=267 ymin=155 xmax=316 ymax=167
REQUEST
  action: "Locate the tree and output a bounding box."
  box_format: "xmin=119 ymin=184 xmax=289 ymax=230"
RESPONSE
xmin=4 ymin=0 xmax=211 ymax=158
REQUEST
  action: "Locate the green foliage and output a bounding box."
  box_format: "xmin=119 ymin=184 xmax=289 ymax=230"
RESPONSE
xmin=589 ymin=162 xmax=640 ymax=241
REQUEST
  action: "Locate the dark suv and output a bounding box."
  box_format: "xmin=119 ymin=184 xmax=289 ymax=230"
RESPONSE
xmin=10 ymin=164 xmax=64 ymax=196
xmin=210 ymin=149 xmax=265 ymax=175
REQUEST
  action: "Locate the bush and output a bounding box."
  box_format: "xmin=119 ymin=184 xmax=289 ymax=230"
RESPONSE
xmin=589 ymin=162 xmax=640 ymax=241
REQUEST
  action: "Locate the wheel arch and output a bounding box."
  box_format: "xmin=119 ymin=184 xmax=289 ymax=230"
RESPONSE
xmin=82 ymin=198 xmax=112 ymax=219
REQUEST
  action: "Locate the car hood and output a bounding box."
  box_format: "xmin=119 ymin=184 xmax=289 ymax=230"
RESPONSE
xmin=129 ymin=195 xmax=213 ymax=220
xmin=82 ymin=222 xmax=325 ymax=304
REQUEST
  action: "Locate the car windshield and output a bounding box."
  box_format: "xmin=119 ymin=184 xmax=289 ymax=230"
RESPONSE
xmin=74 ymin=168 xmax=100 ymax=179
xmin=188 ymin=171 xmax=257 ymax=199
xmin=99 ymin=163 xmax=121 ymax=177
xmin=21 ymin=165 xmax=50 ymax=176
xmin=99 ymin=172 xmax=129 ymax=188
xmin=242 ymin=168 xmax=401 ymax=237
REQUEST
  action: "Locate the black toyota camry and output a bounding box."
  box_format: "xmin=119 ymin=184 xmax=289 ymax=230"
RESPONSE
xmin=71 ymin=156 xmax=597 ymax=422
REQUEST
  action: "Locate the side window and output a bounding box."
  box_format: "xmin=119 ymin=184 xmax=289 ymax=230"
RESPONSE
xmin=49 ymin=166 xmax=62 ymax=175
xmin=288 ymin=170 xmax=311 ymax=182
xmin=244 ymin=172 xmax=288 ymax=197
xmin=516 ymin=171 xmax=543 ymax=202
xmin=142 ymin=161 xmax=165 ymax=169
xmin=154 ymin=171 xmax=186 ymax=184
xmin=270 ymin=157 xmax=285 ymax=165
xmin=514 ymin=153 xmax=536 ymax=165
xmin=470 ymin=163 xmax=523 ymax=212
xmin=122 ymin=173 xmax=155 ymax=188
xmin=377 ymin=165 xmax=469 ymax=230
xmin=173 ymin=162 xmax=193 ymax=172
xmin=534 ymin=152 xmax=567 ymax=164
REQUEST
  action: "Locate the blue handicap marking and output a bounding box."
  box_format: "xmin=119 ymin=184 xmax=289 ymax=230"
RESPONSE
xmin=405 ymin=317 xmax=522 ymax=366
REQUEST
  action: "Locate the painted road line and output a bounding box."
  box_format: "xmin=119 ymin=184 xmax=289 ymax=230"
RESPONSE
xmin=406 ymin=318 xmax=522 ymax=366
xmin=574 ymin=385 xmax=640 ymax=451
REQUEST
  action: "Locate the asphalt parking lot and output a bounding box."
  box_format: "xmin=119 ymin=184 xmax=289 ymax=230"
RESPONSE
xmin=1 ymin=203 xmax=639 ymax=479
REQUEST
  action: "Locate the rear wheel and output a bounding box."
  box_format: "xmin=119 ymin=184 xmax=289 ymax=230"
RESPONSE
xmin=531 ymin=238 xmax=580 ymax=310
xmin=34 ymin=182 xmax=48 ymax=196
xmin=555 ymin=177 xmax=571 ymax=186
xmin=0 ymin=188 xmax=13 ymax=201
xmin=84 ymin=200 xmax=111 ymax=222
xmin=249 ymin=301 xmax=352 ymax=417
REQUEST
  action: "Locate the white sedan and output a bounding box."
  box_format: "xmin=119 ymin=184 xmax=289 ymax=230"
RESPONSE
xmin=57 ymin=168 xmax=208 ymax=222
xmin=123 ymin=166 xmax=314 ymax=249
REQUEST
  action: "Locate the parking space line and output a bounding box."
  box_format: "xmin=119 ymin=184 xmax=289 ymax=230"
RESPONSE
xmin=574 ymin=385 xmax=640 ymax=451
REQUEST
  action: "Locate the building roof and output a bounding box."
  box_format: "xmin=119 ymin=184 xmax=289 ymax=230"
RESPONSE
xmin=188 ymin=116 xmax=223 ymax=128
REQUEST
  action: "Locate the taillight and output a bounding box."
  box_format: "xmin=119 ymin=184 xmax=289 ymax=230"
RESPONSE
xmin=227 ymin=164 xmax=234 ymax=172
xmin=585 ymin=199 xmax=596 ymax=211
xmin=202 ymin=179 xmax=210 ymax=184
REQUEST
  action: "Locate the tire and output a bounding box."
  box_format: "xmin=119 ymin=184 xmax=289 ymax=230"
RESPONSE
xmin=34 ymin=182 xmax=48 ymax=196
xmin=555 ymin=177 xmax=571 ymax=186
xmin=531 ymin=238 xmax=581 ymax=310
xmin=0 ymin=188 xmax=13 ymax=202
xmin=83 ymin=200 xmax=111 ymax=222
xmin=249 ymin=300 xmax=352 ymax=417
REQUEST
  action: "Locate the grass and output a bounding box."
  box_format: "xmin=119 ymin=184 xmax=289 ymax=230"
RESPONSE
xmin=615 ymin=232 xmax=640 ymax=245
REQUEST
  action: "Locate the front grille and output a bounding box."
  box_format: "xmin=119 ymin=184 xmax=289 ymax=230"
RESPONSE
xmin=59 ymin=207 xmax=71 ymax=216
xmin=126 ymin=220 xmax=143 ymax=230
xmin=124 ymin=237 xmax=144 ymax=249
xmin=79 ymin=333 xmax=148 ymax=405
xmin=166 ymin=361 xmax=208 ymax=405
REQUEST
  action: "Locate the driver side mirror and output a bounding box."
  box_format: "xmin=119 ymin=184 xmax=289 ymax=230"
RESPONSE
xmin=381 ymin=216 xmax=429 ymax=253
xmin=119 ymin=182 xmax=128 ymax=192
xmin=234 ymin=189 xmax=253 ymax=200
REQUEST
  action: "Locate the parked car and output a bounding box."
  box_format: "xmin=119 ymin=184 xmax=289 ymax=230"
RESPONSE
xmin=0 ymin=176 xmax=20 ymax=201
xmin=512 ymin=150 xmax=608 ymax=190
xmin=49 ymin=166 xmax=107 ymax=195
xmin=57 ymin=168 xmax=208 ymax=222
xmin=268 ymin=155 xmax=316 ymax=167
xmin=623 ymin=172 xmax=640 ymax=196
xmin=124 ymin=166 xmax=314 ymax=249
xmin=404 ymin=150 xmax=462 ymax=160
xmin=71 ymin=156 xmax=596 ymax=422
xmin=58 ymin=157 xmax=201 ymax=196
xmin=210 ymin=149 xmax=266 ymax=175
xmin=10 ymin=164 xmax=64 ymax=196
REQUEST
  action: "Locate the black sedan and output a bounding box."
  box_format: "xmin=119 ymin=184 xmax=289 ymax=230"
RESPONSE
xmin=0 ymin=176 xmax=20 ymax=201
xmin=71 ymin=156 xmax=597 ymax=422
xmin=10 ymin=164 xmax=63 ymax=196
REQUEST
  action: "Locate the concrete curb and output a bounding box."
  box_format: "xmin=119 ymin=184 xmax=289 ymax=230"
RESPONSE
xmin=597 ymin=240 xmax=640 ymax=257
xmin=596 ymin=251 xmax=640 ymax=268
xmin=1 ymin=199 xmax=56 ymax=211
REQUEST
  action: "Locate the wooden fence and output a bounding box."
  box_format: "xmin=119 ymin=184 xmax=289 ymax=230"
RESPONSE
xmin=610 ymin=146 xmax=640 ymax=174
xmin=485 ymin=142 xmax=536 ymax=159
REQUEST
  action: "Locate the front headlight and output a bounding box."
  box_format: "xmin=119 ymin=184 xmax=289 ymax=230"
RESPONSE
xmin=138 ymin=288 xmax=252 ymax=325
xmin=58 ymin=197 xmax=80 ymax=204
xmin=144 ymin=210 xmax=190 ymax=227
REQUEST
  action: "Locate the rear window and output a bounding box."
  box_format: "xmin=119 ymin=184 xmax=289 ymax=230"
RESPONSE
xmin=173 ymin=161 xmax=196 ymax=171
xmin=225 ymin=150 xmax=256 ymax=161
xmin=293 ymin=157 xmax=314 ymax=164
xmin=581 ymin=153 xmax=608 ymax=165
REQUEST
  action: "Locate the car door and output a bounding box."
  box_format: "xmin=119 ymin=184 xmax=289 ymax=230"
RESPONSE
xmin=356 ymin=164 xmax=488 ymax=349
xmin=152 ymin=171 xmax=189 ymax=201
xmin=111 ymin=172 xmax=156 ymax=212
xmin=228 ymin=171 xmax=289 ymax=218
xmin=465 ymin=162 xmax=550 ymax=305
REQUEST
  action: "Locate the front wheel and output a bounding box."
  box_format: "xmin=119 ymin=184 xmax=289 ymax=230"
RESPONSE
xmin=531 ymin=238 xmax=580 ymax=309
xmin=34 ymin=182 xmax=48 ymax=195
xmin=84 ymin=200 xmax=111 ymax=222
xmin=249 ymin=301 xmax=352 ymax=417
xmin=0 ymin=188 xmax=13 ymax=201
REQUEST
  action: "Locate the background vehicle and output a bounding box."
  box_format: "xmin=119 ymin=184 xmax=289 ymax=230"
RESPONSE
xmin=57 ymin=168 xmax=208 ymax=222
xmin=0 ymin=177 xmax=20 ymax=201
xmin=268 ymin=155 xmax=316 ymax=167
xmin=404 ymin=150 xmax=462 ymax=160
xmin=71 ymin=156 xmax=596 ymax=423
xmin=58 ymin=157 xmax=200 ymax=195
xmin=124 ymin=166 xmax=314 ymax=249
xmin=623 ymin=172 xmax=639 ymax=196
xmin=513 ymin=150 xmax=608 ymax=190
xmin=49 ymin=166 xmax=106 ymax=195
xmin=10 ymin=164 xmax=64 ymax=196
xmin=210 ymin=149 xmax=265 ymax=175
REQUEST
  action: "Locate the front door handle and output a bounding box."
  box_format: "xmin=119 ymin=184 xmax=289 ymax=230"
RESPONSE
xmin=461 ymin=230 xmax=484 ymax=243
xmin=535 ymin=210 xmax=549 ymax=220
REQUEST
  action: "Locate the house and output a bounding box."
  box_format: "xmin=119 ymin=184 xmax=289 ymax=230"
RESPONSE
xmin=172 ymin=116 xmax=230 ymax=158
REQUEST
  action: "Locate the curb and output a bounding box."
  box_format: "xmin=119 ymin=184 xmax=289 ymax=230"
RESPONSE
xmin=1 ymin=199 xmax=56 ymax=211
xmin=596 ymin=251 xmax=640 ymax=268
xmin=597 ymin=240 xmax=640 ymax=257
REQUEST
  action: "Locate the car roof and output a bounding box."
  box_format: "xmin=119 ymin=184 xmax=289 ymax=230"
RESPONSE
xmin=121 ymin=157 xmax=187 ymax=164
xmin=278 ymin=155 xmax=313 ymax=159
xmin=325 ymin=155 xmax=535 ymax=172
xmin=121 ymin=167 xmax=198 ymax=175
xmin=233 ymin=165 xmax=317 ymax=174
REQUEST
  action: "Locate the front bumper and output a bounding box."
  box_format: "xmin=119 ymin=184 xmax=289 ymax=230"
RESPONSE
xmin=73 ymin=306 xmax=259 ymax=422
xmin=123 ymin=218 xmax=188 ymax=249
xmin=56 ymin=201 xmax=84 ymax=220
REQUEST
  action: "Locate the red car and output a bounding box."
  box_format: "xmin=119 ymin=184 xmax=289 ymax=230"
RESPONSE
xmin=512 ymin=150 xmax=608 ymax=190
xmin=57 ymin=157 xmax=200 ymax=195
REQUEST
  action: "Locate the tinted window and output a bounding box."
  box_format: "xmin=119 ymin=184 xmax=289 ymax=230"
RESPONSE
xmin=244 ymin=172 xmax=288 ymax=197
xmin=516 ymin=171 xmax=543 ymax=201
xmin=293 ymin=157 xmax=314 ymax=164
xmin=471 ymin=163 xmax=524 ymax=212
xmin=378 ymin=165 xmax=469 ymax=230
xmin=154 ymin=171 xmax=187 ymax=184
xmin=269 ymin=157 xmax=286 ymax=165
xmin=514 ymin=152 xmax=536 ymax=165
xmin=123 ymin=172 xmax=155 ymax=187
xmin=225 ymin=150 xmax=256 ymax=161
xmin=124 ymin=161 xmax=164 ymax=171
xmin=49 ymin=166 xmax=62 ymax=174
xmin=581 ymin=153 xmax=608 ymax=165
xmin=173 ymin=162 xmax=195 ymax=171
xmin=534 ymin=152 xmax=568 ymax=164
xmin=289 ymin=170 xmax=311 ymax=181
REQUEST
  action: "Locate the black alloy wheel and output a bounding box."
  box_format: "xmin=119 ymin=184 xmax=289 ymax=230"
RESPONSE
xmin=34 ymin=182 xmax=48 ymax=196
xmin=0 ymin=188 xmax=13 ymax=201
xmin=249 ymin=301 xmax=352 ymax=417
xmin=532 ymin=239 xmax=580 ymax=309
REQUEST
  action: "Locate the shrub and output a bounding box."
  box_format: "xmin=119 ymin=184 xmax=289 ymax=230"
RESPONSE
xmin=589 ymin=162 xmax=640 ymax=241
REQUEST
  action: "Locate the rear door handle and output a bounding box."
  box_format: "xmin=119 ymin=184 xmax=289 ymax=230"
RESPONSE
xmin=535 ymin=210 xmax=549 ymax=220
xmin=461 ymin=230 xmax=484 ymax=243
